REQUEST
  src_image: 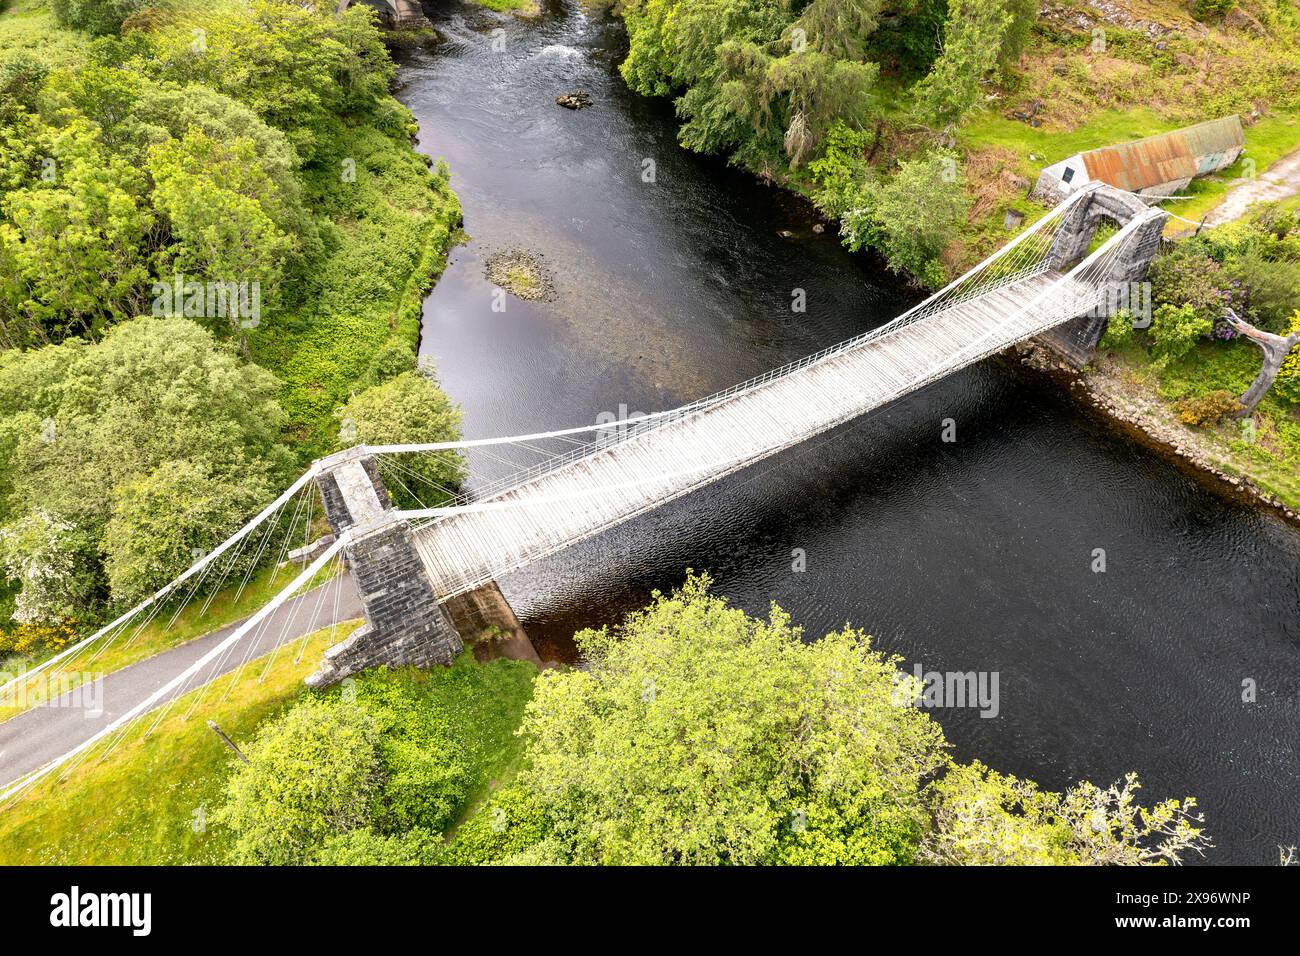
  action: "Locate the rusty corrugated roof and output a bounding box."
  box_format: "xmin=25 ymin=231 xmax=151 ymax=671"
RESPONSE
xmin=1080 ymin=116 xmax=1243 ymax=191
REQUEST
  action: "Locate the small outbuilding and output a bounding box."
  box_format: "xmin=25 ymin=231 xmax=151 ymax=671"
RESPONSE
xmin=1032 ymin=116 xmax=1245 ymax=204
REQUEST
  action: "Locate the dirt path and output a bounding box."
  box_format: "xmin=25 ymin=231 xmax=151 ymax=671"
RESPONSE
xmin=1203 ymin=147 xmax=1300 ymax=226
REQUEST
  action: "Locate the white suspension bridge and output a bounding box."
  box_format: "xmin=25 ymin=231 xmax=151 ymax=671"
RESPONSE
xmin=0 ymin=183 xmax=1170 ymax=803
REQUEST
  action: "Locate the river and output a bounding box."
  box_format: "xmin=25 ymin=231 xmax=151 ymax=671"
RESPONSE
xmin=399 ymin=0 xmax=1300 ymax=864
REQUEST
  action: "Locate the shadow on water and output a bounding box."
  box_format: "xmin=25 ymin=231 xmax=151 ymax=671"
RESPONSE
xmin=399 ymin=0 xmax=1300 ymax=863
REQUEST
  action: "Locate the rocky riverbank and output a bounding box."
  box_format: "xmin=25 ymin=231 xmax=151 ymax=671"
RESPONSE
xmin=1018 ymin=340 xmax=1300 ymax=525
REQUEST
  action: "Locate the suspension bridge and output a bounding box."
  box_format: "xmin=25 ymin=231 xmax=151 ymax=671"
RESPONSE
xmin=0 ymin=183 xmax=1168 ymax=801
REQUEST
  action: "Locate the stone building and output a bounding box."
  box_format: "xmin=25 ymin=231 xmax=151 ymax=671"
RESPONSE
xmin=1032 ymin=116 xmax=1245 ymax=204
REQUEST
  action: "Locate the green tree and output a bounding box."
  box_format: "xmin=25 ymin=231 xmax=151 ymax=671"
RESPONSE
xmin=217 ymin=697 xmax=383 ymax=866
xmin=0 ymin=117 xmax=153 ymax=343
xmin=922 ymin=761 xmax=1211 ymax=865
xmin=148 ymin=129 xmax=298 ymax=344
xmin=337 ymin=372 xmax=467 ymax=509
xmin=50 ymin=0 xmax=143 ymax=36
xmin=0 ymin=509 xmax=96 ymax=626
xmin=841 ymin=149 xmax=968 ymax=284
xmin=621 ymin=0 xmax=881 ymax=171
xmin=912 ymin=0 xmax=1014 ymax=125
xmin=102 ymin=460 xmax=275 ymax=605
xmin=511 ymin=574 xmax=948 ymax=865
xmin=138 ymin=0 xmax=395 ymax=162
xmin=0 ymin=317 xmax=291 ymax=621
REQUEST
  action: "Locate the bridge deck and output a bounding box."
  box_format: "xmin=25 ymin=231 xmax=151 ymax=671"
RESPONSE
xmin=412 ymin=271 xmax=1089 ymax=599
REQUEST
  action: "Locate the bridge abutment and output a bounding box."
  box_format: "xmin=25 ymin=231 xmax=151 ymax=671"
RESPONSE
xmin=337 ymin=0 xmax=434 ymax=31
xmin=1038 ymin=186 xmax=1168 ymax=366
xmin=306 ymin=451 xmax=463 ymax=688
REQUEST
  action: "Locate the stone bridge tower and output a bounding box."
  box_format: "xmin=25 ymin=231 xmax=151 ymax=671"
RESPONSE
xmin=336 ymin=0 xmax=432 ymax=30
xmin=1038 ymin=184 xmax=1168 ymax=366
xmin=305 ymin=448 xmax=462 ymax=687
xmin=305 ymin=448 xmax=540 ymax=687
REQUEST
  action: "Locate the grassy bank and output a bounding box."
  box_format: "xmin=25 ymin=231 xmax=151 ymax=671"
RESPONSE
xmin=0 ymin=635 xmax=536 ymax=865
xmin=0 ymin=624 xmax=355 ymax=864
xmin=0 ymin=561 xmax=341 ymax=724
xmin=1090 ymin=338 xmax=1300 ymax=511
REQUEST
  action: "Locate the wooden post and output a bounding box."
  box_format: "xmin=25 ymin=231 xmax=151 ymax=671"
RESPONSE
xmin=207 ymin=720 xmax=249 ymax=764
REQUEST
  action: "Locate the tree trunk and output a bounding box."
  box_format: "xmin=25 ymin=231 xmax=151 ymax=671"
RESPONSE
xmin=1222 ymin=309 xmax=1300 ymax=417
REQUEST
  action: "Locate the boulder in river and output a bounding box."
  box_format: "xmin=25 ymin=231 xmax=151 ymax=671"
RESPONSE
xmin=484 ymin=249 xmax=556 ymax=302
xmin=556 ymin=91 xmax=592 ymax=110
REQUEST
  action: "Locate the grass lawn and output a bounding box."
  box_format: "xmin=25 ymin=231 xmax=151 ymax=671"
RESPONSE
xmin=0 ymin=623 xmax=357 ymax=864
xmin=0 ymin=635 xmax=536 ymax=864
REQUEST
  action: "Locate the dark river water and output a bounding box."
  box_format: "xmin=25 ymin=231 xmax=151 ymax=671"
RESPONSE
xmin=401 ymin=0 xmax=1299 ymax=864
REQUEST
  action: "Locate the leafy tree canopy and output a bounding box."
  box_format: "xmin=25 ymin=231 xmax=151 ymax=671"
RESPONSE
xmin=337 ymin=371 xmax=468 ymax=509
xmin=512 ymin=573 xmax=948 ymax=864
xmin=0 ymin=317 xmax=292 ymax=613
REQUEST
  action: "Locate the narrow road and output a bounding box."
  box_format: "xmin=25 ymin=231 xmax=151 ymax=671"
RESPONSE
xmin=0 ymin=574 xmax=362 ymax=790
xmin=1203 ymin=147 xmax=1300 ymax=226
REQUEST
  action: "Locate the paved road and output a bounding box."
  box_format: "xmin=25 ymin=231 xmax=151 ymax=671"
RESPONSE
xmin=0 ymin=574 xmax=362 ymax=789
xmin=1204 ymin=147 xmax=1300 ymax=227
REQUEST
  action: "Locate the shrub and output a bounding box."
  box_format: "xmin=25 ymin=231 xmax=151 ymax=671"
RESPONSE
xmin=0 ymin=617 xmax=79 ymax=658
xmin=217 ymin=697 xmax=382 ymax=865
xmin=362 ymin=338 xmax=418 ymax=388
xmin=1274 ymin=310 xmax=1300 ymax=405
xmin=120 ymin=7 xmax=172 ymax=35
xmin=1098 ymin=309 xmax=1135 ymax=351
xmin=808 ymin=121 xmax=872 ymax=220
xmin=51 ymin=0 xmax=144 ymax=35
xmin=362 ymin=669 xmax=470 ymax=834
xmin=1192 ymin=0 xmax=1236 ymax=21
xmin=1176 ymin=389 xmax=1242 ymax=426
xmin=0 ymin=52 xmax=48 ymax=120
xmin=1149 ymin=247 xmax=1228 ymax=319
xmin=310 ymin=828 xmax=441 ymax=866
xmin=1150 ymin=303 xmax=1213 ymax=363
xmin=217 ymin=668 xmax=474 ymax=863
xmin=441 ymin=785 xmax=553 ymax=865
